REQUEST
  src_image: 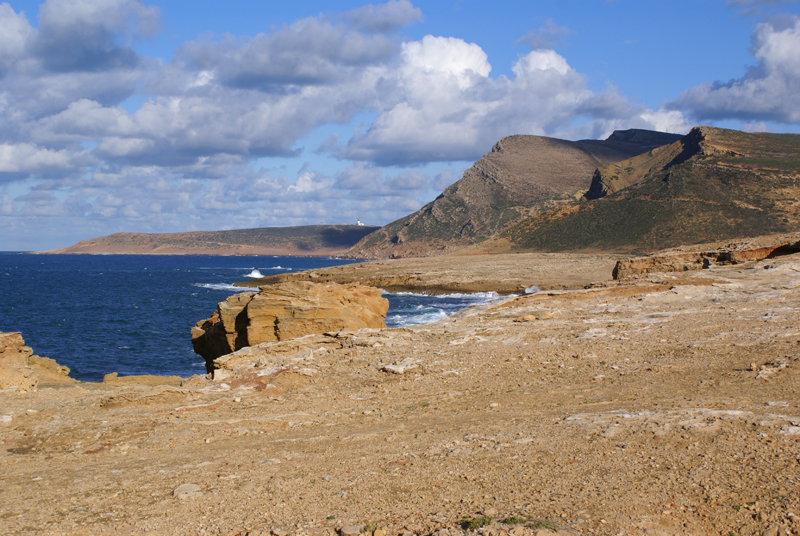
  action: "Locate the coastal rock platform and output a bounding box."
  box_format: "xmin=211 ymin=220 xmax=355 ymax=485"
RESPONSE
xmin=1 ymin=253 xmax=800 ymax=535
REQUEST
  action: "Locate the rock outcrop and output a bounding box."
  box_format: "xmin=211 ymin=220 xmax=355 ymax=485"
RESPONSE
xmin=612 ymin=232 xmax=800 ymax=279
xmin=0 ymin=332 xmax=72 ymax=392
xmin=192 ymin=281 xmax=389 ymax=370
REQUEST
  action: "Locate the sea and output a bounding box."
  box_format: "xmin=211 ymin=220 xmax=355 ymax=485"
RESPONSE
xmin=0 ymin=252 xmax=506 ymax=381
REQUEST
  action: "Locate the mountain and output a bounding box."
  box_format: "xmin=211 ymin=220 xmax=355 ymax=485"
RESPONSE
xmin=346 ymin=129 xmax=682 ymax=259
xmin=39 ymin=225 xmax=380 ymax=255
xmin=497 ymin=126 xmax=800 ymax=253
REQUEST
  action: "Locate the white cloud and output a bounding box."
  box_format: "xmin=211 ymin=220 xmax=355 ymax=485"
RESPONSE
xmin=0 ymin=3 xmax=33 ymax=70
xmin=669 ymin=15 xmax=800 ymax=123
xmin=0 ymin=143 xmax=92 ymax=175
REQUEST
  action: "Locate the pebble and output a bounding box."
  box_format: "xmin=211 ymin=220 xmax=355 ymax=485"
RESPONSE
xmin=481 ymin=508 xmax=497 ymax=516
xmin=173 ymin=483 xmax=203 ymax=500
xmin=374 ymin=530 xmax=386 ymax=536
xmin=340 ymin=525 xmax=364 ymax=535
xmin=0 ymin=415 xmax=12 ymax=426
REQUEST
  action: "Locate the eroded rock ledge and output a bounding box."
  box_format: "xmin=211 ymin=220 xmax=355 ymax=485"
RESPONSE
xmin=613 ymin=232 xmax=800 ymax=279
xmin=0 ymin=332 xmax=73 ymax=392
xmin=191 ymin=281 xmax=389 ymax=371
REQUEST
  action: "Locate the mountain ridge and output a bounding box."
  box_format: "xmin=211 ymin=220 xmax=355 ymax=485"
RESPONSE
xmin=39 ymin=225 xmax=380 ymax=256
xmin=346 ymin=129 xmax=682 ymax=259
xmin=494 ymin=126 xmax=800 ymax=253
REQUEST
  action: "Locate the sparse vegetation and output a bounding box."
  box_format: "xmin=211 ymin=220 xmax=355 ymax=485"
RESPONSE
xmin=459 ymin=516 xmax=493 ymax=530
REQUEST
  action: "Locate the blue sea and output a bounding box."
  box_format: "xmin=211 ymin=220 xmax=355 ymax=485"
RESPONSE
xmin=0 ymin=253 xmax=504 ymax=381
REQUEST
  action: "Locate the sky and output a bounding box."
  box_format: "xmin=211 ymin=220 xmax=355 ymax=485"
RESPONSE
xmin=1 ymin=0 xmax=799 ymax=251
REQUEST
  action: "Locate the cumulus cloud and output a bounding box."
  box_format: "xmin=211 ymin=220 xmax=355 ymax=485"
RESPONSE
xmin=0 ymin=0 xmax=704 ymax=249
xmin=339 ymin=39 xmax=682 ymax=166
xmin=668 ymin=15 xmax=800 ymax=123
xmin=34 ymin=0 xmax=159 ymax=73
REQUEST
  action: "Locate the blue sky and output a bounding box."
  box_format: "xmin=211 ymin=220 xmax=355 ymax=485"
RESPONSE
xmin=1 ymin=0 xmax=799 ymax=251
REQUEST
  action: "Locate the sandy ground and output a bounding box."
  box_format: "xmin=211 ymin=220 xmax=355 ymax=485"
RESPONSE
xmin=2 ymin=253 xmax=800 ymax=536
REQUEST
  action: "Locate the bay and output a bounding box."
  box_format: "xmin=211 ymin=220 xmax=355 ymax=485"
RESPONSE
xmin=0 ymin=252 xmax=504 ymax=381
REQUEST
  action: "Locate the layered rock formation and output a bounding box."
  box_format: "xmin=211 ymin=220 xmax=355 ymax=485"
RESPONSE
xmin=347 ymin=129 xmax=681 ymax=259
xmin=501 ymin=126 xmax=800 ymax=253
xmin=612 ymin=231 xmax=800 ymax=278
xmin=192 ymin=281 xmax=389 ymax=370
xmin=0 ymin=332 xmax=72 ymax=392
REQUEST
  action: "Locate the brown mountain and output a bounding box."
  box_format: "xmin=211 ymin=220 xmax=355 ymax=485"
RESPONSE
xmin=496 ymin=126 xmax=800 ymax=253
xmin=39 ymin=225 xmax=380 ymax=256
xmin=346 ymin=129 xmax=682 ymax=259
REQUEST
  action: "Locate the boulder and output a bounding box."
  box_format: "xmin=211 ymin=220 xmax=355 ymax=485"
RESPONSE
xmin=192 ymin=281 xmax=389 ymax=371
xmin=0 ymin=332 xmax=38 ymax=393
xmin=0 ymin=332 xmax=74 ymax=392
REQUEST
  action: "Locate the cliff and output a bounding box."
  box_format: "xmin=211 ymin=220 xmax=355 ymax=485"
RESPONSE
xmin=499 ymin=127 xmax=800 ymax=253
xmin=191 ymin=281 xmax=389 ymax=371
xmin=346 ymin=129 xmax=681 ymax=259
xmin=0 ymin=332 xmax=74 ymax=392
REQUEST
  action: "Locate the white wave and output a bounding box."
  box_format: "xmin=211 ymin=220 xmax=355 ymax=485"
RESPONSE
xmin=433 ymin=291 xmax=501 ymax=300
xmin=268 ymin=266 xmax=292 ymax=270
xmin=525 ymin=285 xmax=540 ymax=294
xmin=386 ymin=309 xmax=448 ymax=328
xmin=384 ymin=290 xmax=502 ymax=300
xmin=245 ymin=269 xmax=264 ymax=278
xmin=194 ymin=283 xmax=258 ymax=292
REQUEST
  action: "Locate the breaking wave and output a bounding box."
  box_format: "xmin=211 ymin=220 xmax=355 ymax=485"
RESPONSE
xmin=194 ymin=283 xmax=258 ymax=292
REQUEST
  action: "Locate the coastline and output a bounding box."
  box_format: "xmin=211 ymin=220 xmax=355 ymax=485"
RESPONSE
xmin=2 ymin=251 xmax=799 ymax=534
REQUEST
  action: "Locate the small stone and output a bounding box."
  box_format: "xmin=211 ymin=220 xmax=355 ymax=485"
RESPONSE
xmin=763 ymin=526 xmax=779 ymax=536
xmin=513 ymin=315 xmax=536 ymax=323
xmin=272 ymin=529 xmax=289 ymax=536
xmin=0 ymin=415 xmax=12 ymax=426
xmin=339 ymin=525 xmax=363 ymax=536
xmin=212 ymin=369 xmax=231 ymax=381
xmin=489 ymin=403 xmax=499 ymax=408
xmin=26 ymin=409 xmax=38 ymax=415
xmin=482 ymin=507 xmax=497 ymax=516
xmin=373 ymin=530 xmax=386 ymax=536
xmin=173 ymin=483 xmax=203 ymax=500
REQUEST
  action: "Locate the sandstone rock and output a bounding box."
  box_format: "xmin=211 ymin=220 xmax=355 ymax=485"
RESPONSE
xmin=192 ymin=281 xmax=389 ymax=370
xmin=0 ymin=332 xmax=37 ymax=393
xmin=613 ymin=232 xmax=800 ymax=279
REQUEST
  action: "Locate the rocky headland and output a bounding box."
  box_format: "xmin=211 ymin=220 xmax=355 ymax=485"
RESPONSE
xmin=2 ymin=248 xmax=800 ymax=536
xmin=38 ymin=225 xmax=379 ymax=256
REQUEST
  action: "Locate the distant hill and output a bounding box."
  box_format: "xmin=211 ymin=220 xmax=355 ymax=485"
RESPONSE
xmin=40 ymin=225 xmax=380 ymax=256
xmin=495 ymin=126 xmax=800 ymax=253
xmin=346 ymin=129 xmax=682 ymax=259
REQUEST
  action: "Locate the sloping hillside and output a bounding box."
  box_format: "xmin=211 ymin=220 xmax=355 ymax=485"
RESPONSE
xmin=498 ymin=127 xmax=800 ymax=253
xmin=40 ymin=225 xmax=380 ymax=256
xmin=347 ymin=129 xmax=681 ymax=259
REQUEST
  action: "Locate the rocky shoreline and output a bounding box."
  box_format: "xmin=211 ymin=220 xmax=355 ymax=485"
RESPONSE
xmin=1 ymin=248 xmax=800 ymax=535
